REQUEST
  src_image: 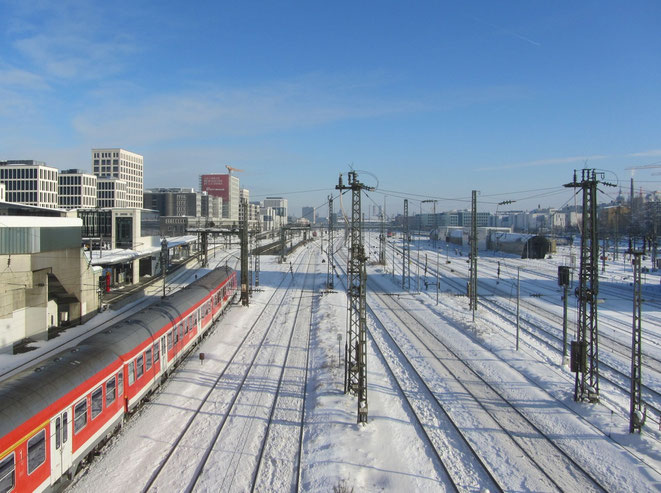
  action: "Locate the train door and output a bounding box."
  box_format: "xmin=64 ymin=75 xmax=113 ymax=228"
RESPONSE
xmin=49 ymin=410 xmax=72 ymax=485
xmin=160 ymin=336 xmax=168 ymax=374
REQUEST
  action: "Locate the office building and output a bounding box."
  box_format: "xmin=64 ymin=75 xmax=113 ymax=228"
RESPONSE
xmin=302 ymin=206 xmax=315 ymax=224
xmin=0 ymin=160 xmax=59 ymax=208
xmin=199 ymin=173 xmax=240 ymax=222
xmin=58 ymin=169 xmax=97 ymax=209
xmin=92 ymin=148 xmax=143 ymax=208
xmin=144 ymin=187 xmax=201 ymax=217
xmin=97 ymin=177 xmax=128 ymax=208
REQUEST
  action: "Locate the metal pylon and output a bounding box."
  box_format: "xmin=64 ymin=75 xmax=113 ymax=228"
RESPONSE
xmin=328 ymin=195 xmax=334 ymax=289
xmin=379 ymin=199 xmax=386 ymax=265
xmin=336 ymin=171 xmax=373 ymax=423
xmin=469 ymin=190 xmax=478 ymax=319
xmin=565 ymin=169 xmax=614 ymax=402
xmin=403 ymin=199 xmax=410 ymax=290
xmin=240 ymin=199 xmax=249 ymax=306
xmin=630 ymin=251 xmax=643 ymax=432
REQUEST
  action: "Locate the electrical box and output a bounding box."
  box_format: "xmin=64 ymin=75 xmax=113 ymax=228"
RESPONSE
xmin=558 ymin=266 xmax=570 ymax=287
xmin=570 ymin=340 xmax=587 ymax=373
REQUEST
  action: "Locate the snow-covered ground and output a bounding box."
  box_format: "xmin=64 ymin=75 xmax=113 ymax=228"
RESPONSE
xmin=6 ymin=236 xmax=659 ymax=491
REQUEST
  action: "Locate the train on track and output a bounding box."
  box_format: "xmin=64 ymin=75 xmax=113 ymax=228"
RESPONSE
xmin=0 ymin=266 xmax=237 ymax=493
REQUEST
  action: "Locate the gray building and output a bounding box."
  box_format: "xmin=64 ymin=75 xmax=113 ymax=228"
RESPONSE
xmin=144 ymin=187 xmax=201 ymax=218
xmin=302 ymin=206 xmax=316 ymax=224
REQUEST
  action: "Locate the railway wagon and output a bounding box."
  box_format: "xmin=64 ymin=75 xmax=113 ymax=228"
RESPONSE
xmin=0 ymin=266 xmax=237 ymax=493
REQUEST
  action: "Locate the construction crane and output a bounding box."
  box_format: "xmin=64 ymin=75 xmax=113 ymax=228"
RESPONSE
xmin=226 ymin=165 xmax=244 ymax=176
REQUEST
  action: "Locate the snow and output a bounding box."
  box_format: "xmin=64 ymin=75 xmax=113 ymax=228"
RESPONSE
xmin=5 ymin=236 xmax=660 ymax=492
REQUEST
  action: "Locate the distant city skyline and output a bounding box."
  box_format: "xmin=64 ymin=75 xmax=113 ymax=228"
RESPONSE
xmin=1 ymin=1 xmax=659 ymax=214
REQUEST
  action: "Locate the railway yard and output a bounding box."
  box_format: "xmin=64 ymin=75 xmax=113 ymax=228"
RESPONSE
xmin=3 ymin=235 xmax=660 ymax=492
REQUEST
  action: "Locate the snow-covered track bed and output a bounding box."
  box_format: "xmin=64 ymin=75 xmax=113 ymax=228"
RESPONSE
xmin=365 ymin=298 xmax=501 ymax=492
xmin=397 ymin=242 xmax=661 ymax=421
xmin=140 ymin=249 xmax=314 ymax=492
xmin=367 ymin=284 xmax=608 ymax=492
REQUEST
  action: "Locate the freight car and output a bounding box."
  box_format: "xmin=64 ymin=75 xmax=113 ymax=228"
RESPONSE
xmin=0 ymin=266 xmax=237 ymax=493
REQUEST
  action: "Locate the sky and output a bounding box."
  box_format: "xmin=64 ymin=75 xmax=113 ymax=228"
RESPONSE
xmin=1 ymin=0 xmax=660 ymax=216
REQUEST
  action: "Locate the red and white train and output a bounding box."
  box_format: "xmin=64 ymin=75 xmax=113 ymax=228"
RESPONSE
xmin=0 ymin=266 xmax=237 ymax=493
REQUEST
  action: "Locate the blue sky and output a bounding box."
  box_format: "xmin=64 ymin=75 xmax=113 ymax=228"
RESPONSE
xmin=1 ymin=0 xmax=660 ymax=216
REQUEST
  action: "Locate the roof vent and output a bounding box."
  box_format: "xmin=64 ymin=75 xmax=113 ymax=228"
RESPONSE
xmin=34 ymin=366 xmax=45 ymax=372
xmin=71 ymin=348 xmax=79 ymax=353
xmin=54 ymin=357 xmax=63 ymax=362
xmin=70 ymin=360 xmax=81 ymax=366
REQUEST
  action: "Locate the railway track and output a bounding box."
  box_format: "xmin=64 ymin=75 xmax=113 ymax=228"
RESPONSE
xmin=340 ymin=247 xmax=607 ymax=490
xmin=389 ymin=241 xmax=661 ymax=414
xmin=140 ymin=247 xmax=314 ymax=492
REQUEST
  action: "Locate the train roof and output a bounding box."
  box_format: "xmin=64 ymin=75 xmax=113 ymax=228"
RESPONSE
xmin=0 ymin=266 xmax=234 ymax=440
xmin=0 ymin=344 xmax=118 ymax=437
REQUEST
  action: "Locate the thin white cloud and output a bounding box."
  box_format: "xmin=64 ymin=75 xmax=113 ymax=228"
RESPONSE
xmin=0 ymin=65 xmax=50 ymax=90
xmin=71 ymin=75 xmax=425 ymax=145
xmin=472 ymin=16 xmax=541 ymax=47
xmin=476 ymin=154 xmax=609 ymax=172
xmin=628 ymin=149 xmax=661 ymax=158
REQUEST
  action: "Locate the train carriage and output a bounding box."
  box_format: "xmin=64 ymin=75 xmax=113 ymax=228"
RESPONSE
xmin=0 ymin=266 xmax=236 ymax=493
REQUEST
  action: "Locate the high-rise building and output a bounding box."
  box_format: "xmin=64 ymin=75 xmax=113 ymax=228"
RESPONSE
xmin=58 ymin=169 xmax=97 ymax=209
xmin=92 ymin=148 xmax=143 ymax=208
xmin=0 ymin=160 xmax=59 ymax=208
xmin=302 ymin=206 xmax=315 ymax=224
xmin=199 ymin=173 xmax=239 ymax=222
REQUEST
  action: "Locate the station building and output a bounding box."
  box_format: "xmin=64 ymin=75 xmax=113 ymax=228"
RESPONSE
xmin=0 ymin=206 xmax=100 ymax=353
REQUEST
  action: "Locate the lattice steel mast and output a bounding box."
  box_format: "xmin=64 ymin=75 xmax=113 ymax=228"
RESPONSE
xmin=379 ymin=198 xmax=386 ymax=265
xmin=328 ymin=195 xmax=335 ymax=289
xmin=565 ymin=169 xmax=614 ymax=402
xmin=469 ymin=190 xmax=478 ymax=320
xmin=240 ymin=198 xmax=250 ymax=306
xmin=403 ymin=199 xmax=410 ymax=290
xmin=336 ymin=171 xmax=373 ymax=423
xmin=630 ymin=250 xmax=644 ymax=432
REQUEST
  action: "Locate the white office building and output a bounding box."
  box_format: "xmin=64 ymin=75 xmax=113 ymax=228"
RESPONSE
xmin=92 ymin=148 xmax=143 ymax=208
xmin=58 ymin=169 xmax=97 ymax=209
xmin=97 ymin=177 xmax=128 ymax=208
xmin=0 ymin=160 xmax=59 ymax=208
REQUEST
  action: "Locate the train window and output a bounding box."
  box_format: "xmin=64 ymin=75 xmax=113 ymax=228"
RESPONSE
xmin=178 ymin=324 xmax=183 ymax=340
xmin=74 ymin=399 xmax=87 ymax=433
xmin=128 ymin=361 xmax=135 ymax=385
xmin=55 ymin=417 xmax=61 ymax=449
xmin=167 ymin=330 xmax=173 ymax=350
xmin=117 ymin=371 xmax=123 ymax=396
xmin=173 ymin=327 xmax=179 ymax=343
xmin=153 ymin=342 xmax=159 ymax=363
xmin=183 ymin=318 xmax=188 ymax=335
xmin=136 ymin=355 xmax=144 ymax=378
xmin=63 ymin=412 xmax=68 ymax=444
xmin=145 ymin=348 xmax=152 ymax=370
xmin=91 ymin=387 xmax=103 ymax=419
xmin=27 ymin=429 xmax=46 ymax=474
xmin=106 ymin=377 xmax=116 ymax=406
xmin=0 ymin=452 xmax=14 ymax=493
